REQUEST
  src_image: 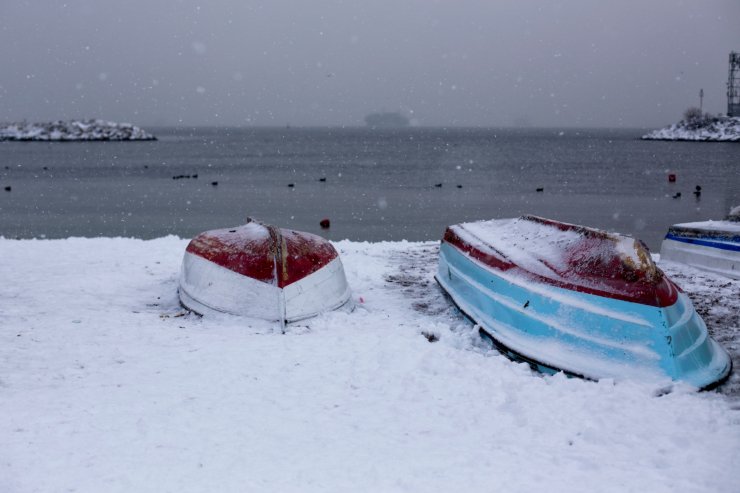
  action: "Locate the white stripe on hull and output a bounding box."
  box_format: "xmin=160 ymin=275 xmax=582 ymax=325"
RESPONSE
xmin=179 ymin=251 xmax=352 ymax=322
xmin=660 ymin=238 xmax=739 ymax=279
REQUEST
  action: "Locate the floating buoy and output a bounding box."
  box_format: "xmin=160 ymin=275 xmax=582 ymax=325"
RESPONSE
xmin=457 ymin=184 xmax=463 ymax=189
xmin=288 ymin=183 xmax=295 ymax=188
xmin=319 ymin=177 xmax=327 ymax=182
xmin=536 ymin=187 xmax=544 ymax=192
xmin=672 ymin=192 xmax=682 ymax=199
xmin=211 ymin=181 xmax=218 ymax=186
xmin=4 ymin=186 xmax=11 ymax=192
xmin=434 ymin=183 xmax=443 ymax=188
xmin=320 ymin=218 xmax=331 ymax=229
xmin=668 ymin=173 xmax=677 ymax=183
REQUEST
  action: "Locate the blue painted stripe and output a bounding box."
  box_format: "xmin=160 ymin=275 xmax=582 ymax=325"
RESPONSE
xmin=665 ymin=233 xmax=740 ymax=252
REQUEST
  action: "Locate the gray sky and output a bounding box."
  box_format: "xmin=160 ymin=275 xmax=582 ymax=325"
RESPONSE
xmin=1 ymin=0 xmax=738 ymax=127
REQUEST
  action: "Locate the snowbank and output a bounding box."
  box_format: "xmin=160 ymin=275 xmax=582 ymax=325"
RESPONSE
xmin=0 ymin=120 xmax=156 ymax=141
xmin=1 ymin=237 xmax=738 ymax=492
xmin=642 ymin=117 xmax=740 ymax=142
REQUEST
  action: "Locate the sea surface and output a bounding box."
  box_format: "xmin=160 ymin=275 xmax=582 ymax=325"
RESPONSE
xmin=1 ymin=126 xmax=738 ymax=250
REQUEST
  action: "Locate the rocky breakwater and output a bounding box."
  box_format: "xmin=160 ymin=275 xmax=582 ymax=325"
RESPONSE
xmin=0 ymin=119 xmax=156 ymax=141
xmin=642 ymin=116 xmax=740 ymax=142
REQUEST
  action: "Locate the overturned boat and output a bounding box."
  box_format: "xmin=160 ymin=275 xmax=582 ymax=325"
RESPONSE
xmin=660 ymin=206 xmax=740 ymax=279
xmin=436 ymin=215 xmax=731 ymax=388
xmin=179 ymin=219 xmax=352 ymax=325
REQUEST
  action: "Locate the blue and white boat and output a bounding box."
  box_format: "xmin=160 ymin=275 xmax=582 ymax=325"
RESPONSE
xmin=660 ymin=207 xmax=740 ymax=279
xmin=436 ymin=215 xmax=731 ymax=389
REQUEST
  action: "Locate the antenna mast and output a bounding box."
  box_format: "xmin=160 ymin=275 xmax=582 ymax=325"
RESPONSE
xmin=728 ymin=52 xmax=740 ymax=117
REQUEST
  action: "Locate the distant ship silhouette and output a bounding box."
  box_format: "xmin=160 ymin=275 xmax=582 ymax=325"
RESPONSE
xmin=364 ymin=112 xmax=410 ymax=128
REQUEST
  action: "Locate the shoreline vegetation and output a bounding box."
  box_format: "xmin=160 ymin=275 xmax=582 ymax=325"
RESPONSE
xmin=0 ymin=119 xmax=156 ymax=141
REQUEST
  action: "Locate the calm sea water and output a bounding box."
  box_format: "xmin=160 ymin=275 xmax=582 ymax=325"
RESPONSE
xmin=1 ymin=127 xmax=738 ymax=250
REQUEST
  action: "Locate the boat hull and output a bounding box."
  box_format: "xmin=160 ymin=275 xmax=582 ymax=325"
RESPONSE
xmin=437 ymin=240 xmax=732 ymax=388
xmin=660 ymin=223 xmax=740 ymax=279
xmin=179 ymin=222 xmax=352 ymax=323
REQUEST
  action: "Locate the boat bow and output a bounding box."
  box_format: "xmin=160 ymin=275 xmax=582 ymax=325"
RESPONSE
xmin=180 ymin=219 xmax=352 ymax=323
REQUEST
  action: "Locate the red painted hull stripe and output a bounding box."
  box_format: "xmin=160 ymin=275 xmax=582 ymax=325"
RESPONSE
xmin=186 ymin=224 xmax=338 ymax=288
xmin=443 ymin=228 xmax=678 ymax=308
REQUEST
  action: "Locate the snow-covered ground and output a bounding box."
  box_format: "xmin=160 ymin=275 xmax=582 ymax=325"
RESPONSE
xmin=1 ymin=237 xmax=738 ymax=493
xmin=642 ymin=116 xmax=740 ymax=142
xmin=0 ymin=120 xmax=155 ymax=141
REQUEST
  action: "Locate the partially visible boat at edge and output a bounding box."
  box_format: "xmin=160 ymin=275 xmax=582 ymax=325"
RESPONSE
xmin=660 ymin=206 xmax=740 ymax=279
xmin=179 ymin=219 xmax=352 ymax=326
xmin=435 ymin=215 xmax=731 ymax=389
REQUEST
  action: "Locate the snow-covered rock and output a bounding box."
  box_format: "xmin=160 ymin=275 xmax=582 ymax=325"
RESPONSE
xmin=642 ymin=116 xmax=740 ymax=142
xmin=0 ymin=119 xmax=156 ymax=141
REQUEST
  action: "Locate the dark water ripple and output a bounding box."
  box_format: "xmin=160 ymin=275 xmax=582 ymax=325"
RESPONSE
xmin=1 ymin=126 xmax=738 ymax=250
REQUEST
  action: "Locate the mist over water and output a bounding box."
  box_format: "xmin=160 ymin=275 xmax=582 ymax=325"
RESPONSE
xmin=2 ymin=127 xmax=737 ymax=250
xmin=1 ymin=1 xmax=738 ymax=128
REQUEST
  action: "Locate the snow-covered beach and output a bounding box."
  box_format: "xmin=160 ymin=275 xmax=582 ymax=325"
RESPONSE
xmin=0 ymin=120 xmax=156 ymax=141
xmin=1 ymin=236 xmax=738 ymax=492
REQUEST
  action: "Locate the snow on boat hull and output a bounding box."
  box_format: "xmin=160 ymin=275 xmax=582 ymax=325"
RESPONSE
xmin=660 ymin=219 xmax=740 ymax=280
xmin=436 ymin=216 xmax=732 ymax=388
xmin=179 ymin=220 xmax=352 ymax=323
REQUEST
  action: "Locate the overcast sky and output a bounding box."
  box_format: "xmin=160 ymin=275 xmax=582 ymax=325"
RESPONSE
xmin=1 ymin=0 xmax=738 ymax=127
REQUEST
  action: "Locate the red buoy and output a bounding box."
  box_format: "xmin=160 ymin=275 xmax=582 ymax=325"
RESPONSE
xmin=668 ymin=173 xmax=676 ymax=183
xmin=320 ymin=218 xmax=331 ymax=229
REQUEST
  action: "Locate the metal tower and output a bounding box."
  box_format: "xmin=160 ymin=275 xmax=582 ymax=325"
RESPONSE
xmin=728 ymin=52 xmax=740 ymax=117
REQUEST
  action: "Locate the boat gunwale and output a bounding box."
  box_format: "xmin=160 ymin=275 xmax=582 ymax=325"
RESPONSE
xmin=664 ymin=232 xmax=740 ymax=252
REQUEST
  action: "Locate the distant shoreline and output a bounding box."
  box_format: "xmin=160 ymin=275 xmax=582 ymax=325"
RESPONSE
xmin=0 ymin=120 xmax=156 ymax=142
xmin=642 ymin=116 xmax=740 ymax=142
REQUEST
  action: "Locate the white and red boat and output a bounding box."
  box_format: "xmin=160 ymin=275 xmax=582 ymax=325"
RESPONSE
xmin=436 ymin=215 xmax=731 ymax=388
xmin=179 ymin=219 xmax=352 ymax=325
